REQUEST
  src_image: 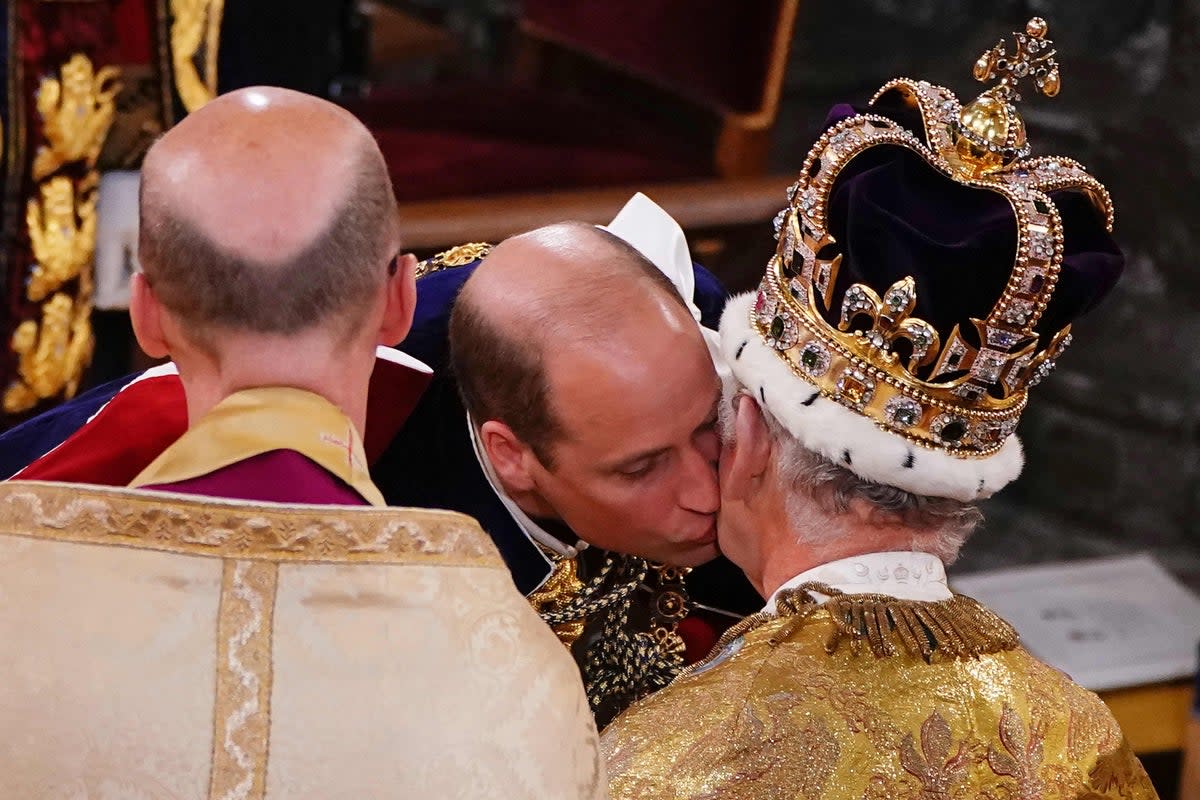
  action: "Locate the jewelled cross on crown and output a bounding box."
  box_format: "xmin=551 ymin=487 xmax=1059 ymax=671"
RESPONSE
xmin=952 ymin=18 xmax=1062 ymax=177
xmin=973 ymin=17 xmax=1061 ymax=100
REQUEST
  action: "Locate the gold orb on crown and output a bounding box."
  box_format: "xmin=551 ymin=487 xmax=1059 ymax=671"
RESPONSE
xmin=951 ymin=17 xmax=1060 ymax=178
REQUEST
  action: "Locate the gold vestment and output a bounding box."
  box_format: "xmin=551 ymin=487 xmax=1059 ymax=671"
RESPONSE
xmin=602 ymin=586 xmax=1157 ymax=800
xmin=0 ymin=480 xmax=606 ymax=799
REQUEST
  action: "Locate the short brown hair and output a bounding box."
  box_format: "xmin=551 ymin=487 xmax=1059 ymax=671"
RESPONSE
xmin=449 ymin=223 xmax=686 ymax=467
xmin=138 ymin=143 xmax=397 ymax=341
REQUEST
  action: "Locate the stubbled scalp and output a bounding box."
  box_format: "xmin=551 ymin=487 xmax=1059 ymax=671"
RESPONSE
xmin=141 ymin=86 xmax=378 ymax=265
xmin=138 ymin=86 xmax=399 ymax=337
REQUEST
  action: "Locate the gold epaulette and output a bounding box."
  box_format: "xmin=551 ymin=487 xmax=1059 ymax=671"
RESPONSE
xmin=415 ymin=242 xmax=493 ymax=279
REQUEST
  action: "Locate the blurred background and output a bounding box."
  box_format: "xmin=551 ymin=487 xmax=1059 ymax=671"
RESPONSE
xmin=1 ymin=1 xmax=1196 ymax=792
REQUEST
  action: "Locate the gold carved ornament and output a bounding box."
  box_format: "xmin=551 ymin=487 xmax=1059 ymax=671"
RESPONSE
xmin=25 ymin=173 xmax=99 ymax=302
xmin=4 ymin=55 xmax=120 ymax=415
xmin=31 ymin=54 xmax=121 ymax=181
xmin=170 ymin=0 xmax=224 ymax=113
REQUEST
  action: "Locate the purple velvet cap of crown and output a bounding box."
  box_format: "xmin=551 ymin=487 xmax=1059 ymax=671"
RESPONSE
xmin=803 ymin=97 xmax=1123 ymax=362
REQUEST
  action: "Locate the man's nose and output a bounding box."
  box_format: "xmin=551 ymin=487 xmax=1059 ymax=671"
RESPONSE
xmin=678 ymin=445 xmax=720 ymax=515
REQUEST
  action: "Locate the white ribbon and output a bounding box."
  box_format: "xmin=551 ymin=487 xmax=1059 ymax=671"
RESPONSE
xmin=601 ymin=192 xmax=731 ymax=383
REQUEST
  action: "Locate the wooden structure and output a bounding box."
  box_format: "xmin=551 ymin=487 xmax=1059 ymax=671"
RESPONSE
xmin=354 ymin=1 xmax=801 ymax=252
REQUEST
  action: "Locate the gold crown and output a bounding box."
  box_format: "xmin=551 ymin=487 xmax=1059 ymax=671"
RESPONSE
xmin=755 ymin=18 xmax=1114 ymax=457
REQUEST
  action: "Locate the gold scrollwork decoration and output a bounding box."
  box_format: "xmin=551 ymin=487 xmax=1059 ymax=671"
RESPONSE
xmin=32 ymin=54 xmax=121 ymax=180
xmin=170 ymin=0 xmax=225 ymax=113
xmin=25 ymin=173 xmax=99 ymax=302
xmin=4 ymin=286 xmax=95 ymax=414
xmin=6 ymin=53 xmax=118 ymax=415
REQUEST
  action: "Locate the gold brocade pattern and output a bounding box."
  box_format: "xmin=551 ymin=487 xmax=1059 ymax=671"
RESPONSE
xmin=210 ymin=560 xmax=277 ymax=800
xmin=6 ymin=53 xmax=118 ymax=414
xmin=0 ymin=480 xmax=606 ymax=798
xmin=0 ymin=481 xmax=503 ymax=567
xmin=170 ymin=0 xmax=224 ymax=112
xmin=602 ymin=592 xmax=1159 ymax=800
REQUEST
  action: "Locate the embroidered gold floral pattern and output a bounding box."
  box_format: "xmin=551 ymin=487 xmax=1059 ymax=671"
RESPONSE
xmin=602 ymin=600 xmax=1159 ymax=800
xmin=528 ymin=554 xmax=586 ymax=647
xmin=25 ymin=173 xmax=99 ymax=302
xmin=901 ymin=711 xmax=972 ymax=796
xmin=170 ymin=0 xmax=223 ymax=112
xmin=987 ymin=705 xmax=1048 ymax=799
xmin=4 ymin=289 xmax=94 ymax=413
xmin=0 ymin=482 xmax=502 ymax=567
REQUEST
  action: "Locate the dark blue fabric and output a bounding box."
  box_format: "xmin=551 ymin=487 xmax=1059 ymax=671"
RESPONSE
xmin=0 ymin=376 xmax=132 ymax=479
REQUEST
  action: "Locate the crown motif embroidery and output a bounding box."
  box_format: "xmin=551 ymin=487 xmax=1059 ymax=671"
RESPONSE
xmin=756 ymin=18 xmax=1113 ymax=458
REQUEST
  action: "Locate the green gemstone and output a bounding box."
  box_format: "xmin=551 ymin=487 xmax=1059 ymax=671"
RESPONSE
xmin=801 ymin=347 xmax=820 ymax=370
xmin=894 ymin=407 xmax=920 ymax=427
xmin=770 ymin=316 xmax=785 ymax=341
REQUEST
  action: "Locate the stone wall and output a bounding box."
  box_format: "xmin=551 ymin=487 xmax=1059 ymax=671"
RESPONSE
xmin=768 ymin=0 xmax=1200 ymax=587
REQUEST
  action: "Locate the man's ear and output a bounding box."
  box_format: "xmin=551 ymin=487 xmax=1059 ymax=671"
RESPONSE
xmin=724 ymin=395 xmax=772 ymax=503
xmin=479 ymin=419 xmax=539 ymax=494
xmin=128 ymin=273 xmax=170 ymax=359
xmin=378 ymin=253 xmax=418 ymax=346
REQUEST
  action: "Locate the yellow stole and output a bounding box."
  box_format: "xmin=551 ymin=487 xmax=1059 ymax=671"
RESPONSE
xmin=129 ymin=387 xmax=386 ymax=507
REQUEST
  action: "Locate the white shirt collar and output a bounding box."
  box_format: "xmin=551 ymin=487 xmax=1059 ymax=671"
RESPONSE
xmin=762 ymin=551 xmax=952 ymax=614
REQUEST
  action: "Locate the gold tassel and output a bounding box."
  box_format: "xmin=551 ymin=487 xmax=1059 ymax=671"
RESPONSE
xmin=776 ymin=583 xmax=1019 ymax=661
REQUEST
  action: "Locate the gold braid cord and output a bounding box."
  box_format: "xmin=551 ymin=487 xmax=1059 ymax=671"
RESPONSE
xmin=776 ymin=583 xmax=1020 ymax=659
xmin=528 ymin=554 xmax=587 ymax=647
xmin=170 ymin=0 xmax=224 ymax=113
xmin=533 ymin=553 xmax=686 ymax=722
xmin=5 ymin=55 xmax=119 ymax=415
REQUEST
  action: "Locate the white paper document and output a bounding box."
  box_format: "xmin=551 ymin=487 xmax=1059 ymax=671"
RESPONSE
xmin=951 ymin=554 xmax=1200 ymax=691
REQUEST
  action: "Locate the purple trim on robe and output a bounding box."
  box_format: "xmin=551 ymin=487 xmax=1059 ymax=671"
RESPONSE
xmin=143 ymin=449 xmax=368 ymax=505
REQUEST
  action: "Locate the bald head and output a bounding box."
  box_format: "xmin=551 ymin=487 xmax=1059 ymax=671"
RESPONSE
xmin=450 ymin=222 xmax=701 ymax=462
xmin=464 ymin=223 xmax=688 ymax=337
xmin=139 ymin=87 xmax=399 ymax=339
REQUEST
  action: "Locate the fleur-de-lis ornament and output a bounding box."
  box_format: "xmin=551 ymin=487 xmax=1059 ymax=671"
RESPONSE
xmin=838 ymin=277 xmax=941 ymax=371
